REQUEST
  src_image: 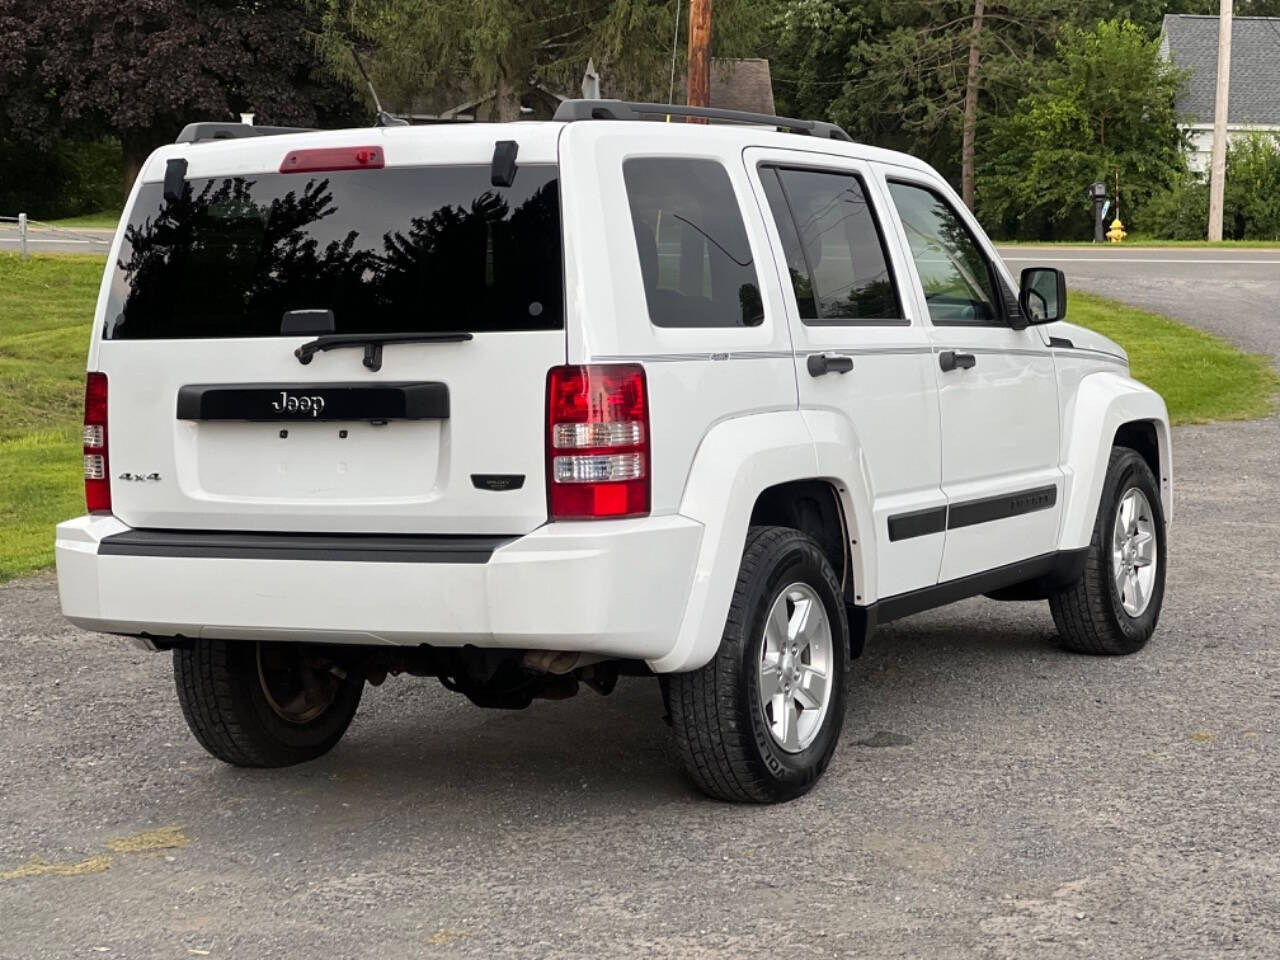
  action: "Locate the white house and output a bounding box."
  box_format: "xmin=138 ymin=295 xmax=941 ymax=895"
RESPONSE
xmin=1161 ymin=14 xmax=1280 ymax=174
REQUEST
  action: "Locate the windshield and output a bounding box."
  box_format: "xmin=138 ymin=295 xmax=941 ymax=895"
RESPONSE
xmin=105 ymin=164 xmax=563 ymax=339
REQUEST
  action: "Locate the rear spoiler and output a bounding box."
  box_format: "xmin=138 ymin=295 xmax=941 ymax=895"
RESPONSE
xmin=175 ymin=123 xmax=314 ymax=145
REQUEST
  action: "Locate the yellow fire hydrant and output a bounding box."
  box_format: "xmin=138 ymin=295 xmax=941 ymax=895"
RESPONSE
xmin=1106 ymin=216 xmax=1127 ymax=243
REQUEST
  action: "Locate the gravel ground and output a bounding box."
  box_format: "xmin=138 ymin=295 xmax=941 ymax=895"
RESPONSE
xmin=6 ymin=247 xmax=1280 ymax=957
xmin=2 ymin=413 xmax=1278 ymax=959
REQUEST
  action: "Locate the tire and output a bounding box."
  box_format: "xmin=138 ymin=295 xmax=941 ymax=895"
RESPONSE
xmin=174 ymin=639 xmax=363 ymax=767
xmin=1049 ymin=446 xmax=1167 ymax=655
xmin=664 ymin=525 xmax=850 ymax=803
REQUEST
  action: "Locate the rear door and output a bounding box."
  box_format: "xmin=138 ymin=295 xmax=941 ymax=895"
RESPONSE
xmin=96 ymin=129 xmax=565 ymax=535
xmin=744 ymin=148 xmax=945 ymax=599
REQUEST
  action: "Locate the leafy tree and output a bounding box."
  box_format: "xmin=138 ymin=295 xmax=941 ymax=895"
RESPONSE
xmin=766 ymin=1 xmax=1198 ymax=215
xmin=767 ymin=0 xmax=1119 ymax=209
xmin=0 ymin=0 xmax=362 ymax=194
xmin=977 ymin=19 xmax=1186 ymax=240
xmin=314 ymin=0 xmax=777 ymax=121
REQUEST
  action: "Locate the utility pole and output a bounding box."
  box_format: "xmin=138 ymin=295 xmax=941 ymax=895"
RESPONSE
xmin=686 ymin=0 xmax=712 ymax=113
xmin=1208 ymin=0 xmax=1232 ymax=242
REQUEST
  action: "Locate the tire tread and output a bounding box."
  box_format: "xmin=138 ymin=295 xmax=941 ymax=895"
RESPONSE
xmin=1049 ymin=446 xmax=1164 ymax=656
xmin=667 ymin=526 xmax=845 ymax=803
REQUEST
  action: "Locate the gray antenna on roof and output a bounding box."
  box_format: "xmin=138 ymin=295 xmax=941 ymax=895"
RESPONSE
xmin=350 ymin=47 xmax=409 ymax=127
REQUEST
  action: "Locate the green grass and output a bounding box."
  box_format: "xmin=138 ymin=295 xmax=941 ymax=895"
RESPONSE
xmin=1000 ymin=237 xmax=1280 ymax=249
xmin=42 ymin=212 xmax=120 ymax=230
xmin=1067 ymin=290 xmax=1278 ymax=424
xmin=0 ymin=256 xmax=1274 ymax=581
xmin=0 ymin=253 xmax=105 ymax=580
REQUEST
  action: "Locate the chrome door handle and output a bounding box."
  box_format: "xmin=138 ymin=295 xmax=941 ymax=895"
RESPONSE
xmin=807 ymin=353 xmax=854 ymax=377
xmin=939 ymin=350 xmax=976 ymax=372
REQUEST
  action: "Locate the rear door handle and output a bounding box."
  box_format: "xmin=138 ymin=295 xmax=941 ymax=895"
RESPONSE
xmin=807 ymin=353 xmax=854 ymax=377
xmin=939 ymin=350 xmax=976 ymax=372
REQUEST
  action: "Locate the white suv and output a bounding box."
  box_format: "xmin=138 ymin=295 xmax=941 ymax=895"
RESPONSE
xmin=56 ymin=101 xmax=1171 ymax=803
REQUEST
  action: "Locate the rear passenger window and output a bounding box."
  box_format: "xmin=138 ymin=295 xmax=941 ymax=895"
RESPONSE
xmin=623 ymin=158 xmax=764 ymax=328
xmin=759 ymin=166 xmax=902 ymax=324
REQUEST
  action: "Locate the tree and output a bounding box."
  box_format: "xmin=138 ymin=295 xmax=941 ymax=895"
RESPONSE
xmin=768 ymin=1 xmax=1073 ymax=195
xmin=977 ymin=19 xmax=1187 ymax=240
xmin=313 ymin=0 xmax=777 ymax=121
xmin=0 ymin=0 xmax=361 ymax=193
xmin=766 ymin=1 xmax=1191 ymax=214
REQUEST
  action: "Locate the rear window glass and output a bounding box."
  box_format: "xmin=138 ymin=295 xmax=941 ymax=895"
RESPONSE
xmin=760 ymin=167 xmax=902 ymax=324
xmin=105 ymin=164 xmax=563 ymax=339
xmin=623 ymin=157 xmax=763 ymax=328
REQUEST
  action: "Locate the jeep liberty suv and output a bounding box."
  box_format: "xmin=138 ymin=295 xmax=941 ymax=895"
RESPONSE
xmin=57 ymin=101 xmax=1171 ymax=803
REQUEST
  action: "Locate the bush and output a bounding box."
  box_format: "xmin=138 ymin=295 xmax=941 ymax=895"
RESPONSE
xmin=1142 ymin=176 xmax=1209 ymax=239
xmin=1223 ymin=133 xmax=1280 ymax=240
xmin=1142 ymin=133 xmax=1280 ymax=241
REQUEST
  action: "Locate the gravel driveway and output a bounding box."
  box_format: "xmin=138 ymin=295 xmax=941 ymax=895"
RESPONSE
xmin=2 ymin=412 xmax=1278 ymax=959
xmin=5 ymin=249 xmax=1280 ymax=957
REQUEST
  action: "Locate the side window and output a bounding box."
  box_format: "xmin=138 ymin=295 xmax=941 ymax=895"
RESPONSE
xmin=887 ymin=181 xmax=999 ymax=326
xmin=623 ymin=158 xmax=764 ymax=328
xmin=759 ymin=166 xmax=902 ymax=324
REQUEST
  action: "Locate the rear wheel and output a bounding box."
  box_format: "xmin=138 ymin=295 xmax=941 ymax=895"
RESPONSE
xmin=665 ymin=526 xmax=849 ymax=803
xmin=1049 ymin=447 xmax=1167 ymax=655
xmin=174 ymin=639 xmax=363 ymax=767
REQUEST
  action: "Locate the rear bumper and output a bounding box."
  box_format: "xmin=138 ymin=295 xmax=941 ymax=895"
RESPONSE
xmin=56 ymin=514 xmax=703 ymax=666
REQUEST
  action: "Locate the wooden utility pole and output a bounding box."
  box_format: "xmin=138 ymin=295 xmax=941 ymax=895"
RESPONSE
xmin=686 ymin=0 xmax=712 ymax=113
xmin=960 ymin=0 xmax=985 ymax=211
xmin=1208 ymin=0 xmax=1232 ymax=242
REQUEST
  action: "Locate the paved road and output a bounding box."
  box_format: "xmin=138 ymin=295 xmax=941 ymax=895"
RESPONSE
xmin=0 ymin=224 xmax=111 ymax=255
xmin=2 ymin=246 xmax=1279 ymax=957
xmin=999 ymin=246 xmax=1280 ymax=359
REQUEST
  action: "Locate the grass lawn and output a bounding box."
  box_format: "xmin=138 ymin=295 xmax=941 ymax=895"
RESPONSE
xmin=0 ymin=255 xmax=1275 ymax=582
xmin=999 ymin=237 xmax=1280 ymax=249
xmin=43 ymin=212 xmax=120 ymax=231
xmin=0 ymin=254 xmax=105 ymax=580
xmin=1067 ymin=291 xmax=1278 ymax=424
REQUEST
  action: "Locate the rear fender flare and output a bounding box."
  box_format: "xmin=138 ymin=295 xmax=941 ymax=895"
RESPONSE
xmin=651 ymin=410 xmax=873 ymax=674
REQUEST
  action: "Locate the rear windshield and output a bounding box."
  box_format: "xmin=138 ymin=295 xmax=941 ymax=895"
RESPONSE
xmin=105 ymin=164 xmax=563 ymax=339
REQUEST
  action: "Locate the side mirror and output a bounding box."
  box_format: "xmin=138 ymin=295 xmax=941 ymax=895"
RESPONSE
xmin=1019 ymin=267 xmax=1067 ymax=324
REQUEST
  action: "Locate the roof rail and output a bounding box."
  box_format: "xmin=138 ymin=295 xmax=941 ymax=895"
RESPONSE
xmin=175 ymin=122 xmax=314 ymax=145
xmin=552 ymin=99 xmax=853 ymax=142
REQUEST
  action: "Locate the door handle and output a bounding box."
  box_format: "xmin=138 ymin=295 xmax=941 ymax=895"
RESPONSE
xmin=939 ymin=350 xmax=976 ymax=372
xmin=807 ymin=352 xmax=854 ymax=377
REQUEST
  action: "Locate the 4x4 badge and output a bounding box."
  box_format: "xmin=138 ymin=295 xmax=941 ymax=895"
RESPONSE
xmin=118 ymin=472 xmax=161 ymax=482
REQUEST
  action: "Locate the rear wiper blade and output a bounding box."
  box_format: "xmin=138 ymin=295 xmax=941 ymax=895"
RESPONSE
xmin=295 ymin=332 xmax=474 ymax=372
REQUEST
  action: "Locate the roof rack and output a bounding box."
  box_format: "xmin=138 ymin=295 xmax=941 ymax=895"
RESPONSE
xmin=552 ymin=99 xmax=853 ymax=142
xmin=175 ymin=122 xmax=314 ymax=145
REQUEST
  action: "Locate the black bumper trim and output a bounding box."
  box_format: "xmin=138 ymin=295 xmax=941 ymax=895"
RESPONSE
xmin=98 ymin=529 xmax=516 ymax=564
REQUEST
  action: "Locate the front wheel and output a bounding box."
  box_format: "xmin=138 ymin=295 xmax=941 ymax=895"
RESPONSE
xmin=664 ymin=526 xmax=849 ymax=803
xmin=174 ymin=639 xmax=363 ymax=767
xmin=1049 ymin=447 xmax=1167 ymax=655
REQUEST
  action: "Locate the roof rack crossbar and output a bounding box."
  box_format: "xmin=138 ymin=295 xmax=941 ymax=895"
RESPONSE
xmin=175 ymin=122 xmax=315 ymax=145
xmin=551 ymin=99 xmax=853 ymax=142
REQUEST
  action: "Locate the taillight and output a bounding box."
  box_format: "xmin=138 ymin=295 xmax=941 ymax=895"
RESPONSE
xmin=546 ymin=364 xmax=650 ymax=520
xmin=279 ymin=146 xmax=384 ymax=174
xmin=83 ymin=372 xmax=111 ymax=513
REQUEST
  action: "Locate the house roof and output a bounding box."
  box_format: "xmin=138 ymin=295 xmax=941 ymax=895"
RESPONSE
xmin=1161 ymin=14 xmax=1280 ymax=125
